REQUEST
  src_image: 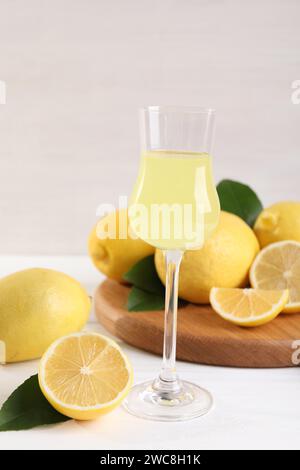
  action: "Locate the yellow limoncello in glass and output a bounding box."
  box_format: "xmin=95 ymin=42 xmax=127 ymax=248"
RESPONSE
xmin=129 ymin=150 xmax=220 ymax=250
xmin=124 ymin=107 xmax=218 ymax=422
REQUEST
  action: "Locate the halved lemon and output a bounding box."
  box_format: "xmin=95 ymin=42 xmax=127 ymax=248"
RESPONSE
xmin=38 ymin=332 xmax=133 ymax=420
xmin=250 ymin=240 xmax=300 ymax=313
xmin=210 ymin=287 xmax=289 ymax=326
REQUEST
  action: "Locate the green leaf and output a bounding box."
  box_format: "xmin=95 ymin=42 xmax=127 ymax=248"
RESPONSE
xmin=217 ymin=179 xmax=263 ymax=227
xmin=124 ymin=255 xmax=189 ymax=311
xmin=127 ymin=286 xmax=187 ymax=312
xmin=127 ymin=286 xmax=165 ymax=311
xmin=124 ymin=255 xmax=165 ymax=311
xmin=123 ymin=255 xmax=165 ymax=295
xmin=0 ymin=374 xmax=70 ymax=431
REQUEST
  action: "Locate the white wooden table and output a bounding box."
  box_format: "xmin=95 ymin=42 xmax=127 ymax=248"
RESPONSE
xmin=0 ymin=256 xmax=299 ymax=450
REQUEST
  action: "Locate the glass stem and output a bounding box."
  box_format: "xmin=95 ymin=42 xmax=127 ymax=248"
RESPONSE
xmin=157 ymin=250 xmax=183 ymax=390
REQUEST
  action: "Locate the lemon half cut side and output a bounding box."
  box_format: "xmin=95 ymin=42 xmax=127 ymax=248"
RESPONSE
xmin=38 ymin=332 xmax=133 ymax=420
xmin=250 ymin=240 xmax=300 ymax=313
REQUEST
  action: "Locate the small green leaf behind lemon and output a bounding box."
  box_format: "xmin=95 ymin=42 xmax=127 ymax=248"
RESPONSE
xmin=127 ymin=286 xmax=165 ymax=311
xmin=124 ymin=255 xmax=165 ymax=311
xmin=123 ymin=255 xmax=165 ymax=295
xmin=124 ymin=255 xmax=187 ymax=311
xmin=217 ymin=179 xmax=263 ymax=227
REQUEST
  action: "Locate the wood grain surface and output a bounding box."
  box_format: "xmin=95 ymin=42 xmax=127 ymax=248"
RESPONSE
xmin=94 ymin=279 xmax=300 ymax=368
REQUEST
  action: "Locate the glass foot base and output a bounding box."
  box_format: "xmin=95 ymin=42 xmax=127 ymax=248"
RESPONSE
xmin=123 ymin=379 xmax=213 ymax=422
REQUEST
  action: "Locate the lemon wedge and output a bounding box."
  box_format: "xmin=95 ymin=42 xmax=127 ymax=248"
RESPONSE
xmin=210 ymin=287 xmax=289 ymax=327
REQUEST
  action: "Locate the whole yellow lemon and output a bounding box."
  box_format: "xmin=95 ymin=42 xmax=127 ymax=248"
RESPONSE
xmin=0 ymin=268 xmax=90 ymax=363
xmin=88 ymin=209 xmax=155 ymax=282
xmin=254 ymin=201 xmax=300 ymax=247
xmin=155 ymin=211 xmax=259 ymax=303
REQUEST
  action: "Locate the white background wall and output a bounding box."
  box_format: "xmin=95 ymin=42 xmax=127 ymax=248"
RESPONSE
xmin=0 ymin=0 xmax=299 ymax=254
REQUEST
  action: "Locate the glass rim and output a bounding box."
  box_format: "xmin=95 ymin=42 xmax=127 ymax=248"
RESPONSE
xmin=140 ymin=105 xmax=216 ymax=115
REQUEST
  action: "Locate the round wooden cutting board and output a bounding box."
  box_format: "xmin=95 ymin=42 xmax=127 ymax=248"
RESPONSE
xmin=94 ymin=280 xmax=300 ymax=368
